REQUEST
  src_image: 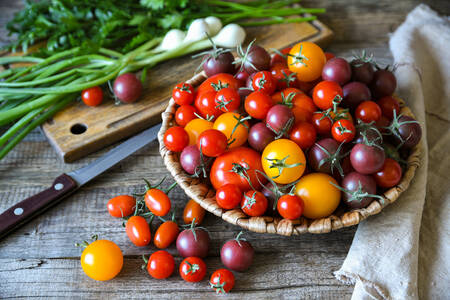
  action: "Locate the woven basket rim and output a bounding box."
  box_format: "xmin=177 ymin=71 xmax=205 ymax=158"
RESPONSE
xmin=158 ymin=72 xmax=421 ymax=236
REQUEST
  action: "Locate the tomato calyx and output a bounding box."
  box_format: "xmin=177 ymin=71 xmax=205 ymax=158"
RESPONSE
xmin=210 ymin=274 xmax=227 ymax=294
xmin=242 ymin=191 xmax=258 ymax=209
xmin=175 ymin=83 xmax=193 ymax=93
xmin=335 ymin=122 xmax=353 ymax=135
xmin=215 ymin=97 xmax=233 ymax=111
xmin=228 ymin=162 xmax=256 ymax=190
xmin=315 ymin=142 xmax=348 ymax=177
xmin=194 ymin=34 xmax=231 ymax=67
xmin=352 ymin=50 xmax=377 ymax=68
xmin=382 ymin=110 xmax=419 ymax=147
xmin=357 ymin=130 xmax=384 ymax=150
xmin=228 ymin=115 xmax=251 ymax=146
xmin=287 ymin=44 xmax=309 ymax=67
xmin=271 ymin=48 xmax=288 ymax=59
xmin=280 ymin=70 xmax=297 ymax=88
xmin=234 ymin=231 xmax=247 ymax=247
xmin=264 ymin=155 xmax=303 ymax=179
xmin=255 ymin=72 xmax=267 ymax=90
xmin=256 ymin=170 xmax=298 ymax=210
xmin=183 ymin=261 xmax=200 ymax=275
xmin=141 ymin=254 xmax=149 ymax=270
xmin=279 ymin=91 xmax=297 ymax=108
xmin=329 ymin=180 xmax=385 ymax=205
xmin=193 ymin=112 xmax=215 ymax=122
xmin=266 ymin=116 xmax=295 ymax=139
xmin=181 ymin=218 xmax=208 ymax=242
xmin=191 ymin=146 xmax=212 ymax=179
xmin=331 ymin=95 xmax=343 ymax=112
xmin=234 ymin=39 xmax=258 ymax=73
xmin=75 ymin=234 xmax=98 ymax=248
xmin=211 ymin=80 xmax=230 ymax=92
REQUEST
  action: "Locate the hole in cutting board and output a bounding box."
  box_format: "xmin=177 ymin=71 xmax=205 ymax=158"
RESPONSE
xmin=70 ymin=123 xmax=87 ymax=135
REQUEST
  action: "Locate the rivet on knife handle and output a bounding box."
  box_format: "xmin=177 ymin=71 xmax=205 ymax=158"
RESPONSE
xmin=0 ymin=174 xmax=78 ymax=238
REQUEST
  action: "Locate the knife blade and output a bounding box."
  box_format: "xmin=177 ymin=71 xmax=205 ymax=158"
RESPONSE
xmin=0 ymin=123 xmax=162 ymax=239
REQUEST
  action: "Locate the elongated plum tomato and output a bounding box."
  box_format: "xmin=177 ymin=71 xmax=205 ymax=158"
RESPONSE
xmin=145 ymin=188 xmax=171 ymax=216
xmin=81 ymin=86 xmax=103 ymax=107
xmin=312 ymin=80 xmax=344 ymax=110
xmin=113 ymin=73 xmax=142 ymax=103
xmin=197 ymin=129 xmax=228 ymax=157
xmin=175 ymin=105 xmax=198 ymax=127
xmin=197 ymin=73 xmax=241 ymax=94
xmin=154 ymin=221 xmax=179 ymax=249
xmin=277 ymin=194 xmax=304 ymax=220
xmin=210 ymin=269 xmax=235 ymax=294
xmin=147 ymin=250 xmax=175 ymax=279
xmin=81 ymin=239 xmax=123 ymax=281
xmin=172 ymin=82 xmax=195 ymax=105
xmin=215 ymin=87 xmax=240 ymax=112
xmin=241 ymin=190 xmax=268 ymax=217
xmin=295 ymin=173 xmax=341 ymax=219
xmin=107 ymin=195 xmax=136 ymax=218
xmin=216 ymin=184 xmax=242 ymax=209
xmin=288 ymin=41 xmax=326 ymax=82
xmin=184 ymin=118 xmax=213 ymax=145
xmin=125 ymin=216 xmax=151 ymax=247
xmin=210 ymin=147 xmax=265 ymax=191
xmin=244 ymin=91 xmax=273 ymax=120
xmin=180 ymin=257 xmax=207 ymax=282
xmin=183 ymin=199 xmax=206 ymax=225
xmin=262 ymin=139 xmax=306 ymax=184
xmin=221 ymin=232 xmax=254 ymax=272
xmin=373 ymin=158 xmax=402 ymax=188
xmin=163 ymin=126 xmax=189 ymax=152
xmin=213 ymin=112 xmax=249 ymax=148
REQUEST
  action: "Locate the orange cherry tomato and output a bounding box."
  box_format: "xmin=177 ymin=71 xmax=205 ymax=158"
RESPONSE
xmin=184 ymin=118 xmax=213 ymax=145
xmin=107 ymin=195 xmax=136 ymax=218
xmin=213 ymin=112 xmax=249 ymax=148
xmin=288 ymin=42 xmax=326 ymax=82
xmin=183 ymin=199 xmax=206 ymax=225
xmin=125 ymin=216 xmax=151 ymax=247
xmin=145 ymin=189 xmax=171 ymax=216
xmin=80 ymin=239 xmax=123 ymax=281
xmin=154 ymin=220 xmax=179 ymax=249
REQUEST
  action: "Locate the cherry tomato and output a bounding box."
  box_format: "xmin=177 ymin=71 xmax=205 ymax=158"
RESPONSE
xmin=330 ymin=107 xmax=354 ymax=123
xmin=154 ymin=220 xmax=179 ymax=249
xmin=377 ymin=96 xmax=400 ymax=120
xmin=163 ymin=126 xmax=189 ymax=152
xmin=331 ymin=119 xmax=356 ymax=143
xmin=107 ymin=195 xmax=136 ymax=218
xmin=195 ymin=90 xmax=222 ymax=120
xmin=173 ymin=82 xmax=195 ymax=105
xmin=145 ymin=189 xmax=171 ymax=216
xmin=210 ymin=147 xmax=265 ymax=191
xmin=146 ymin=250 xmax=175 ymax=279
xmin=373 ymin=158 xmax=402 ymax=188
xmin=325 ymin=52 xmax=336 ymax=61
xmin=271 ymin=64 xmax=298 ymax=90
xmin=125 ymin=216 xmax=151 ymax=247
xmin=288 ymin=41 xmax=326 ymax=82
xmin=277 ymin=194 xmax=304 ymax=220
xmin=270 ymin=47 xmax=291 ymax=67
xmin=241 ymin=190 xmax=268 ymax=217
xmin=312 ymin=80 xmax=344 ymax=110
xmin=311 ymin=112 xmax=332 ymax=135
xmin=81 ymin=86 xmax=103 ymax=107
xmin=184 ymin=118 xmax=213 ymax=145
xmin=295 ymin=173 xmax=341 ymax=219
xmin=198 ymin=73 xmax=242 ymax=95
xmin=244 ymin=91 xmax=273 ymax=120
xmin=197 ymin=129 xmax=228 ymax=157
xmin=289 ymin=121 xmax=317 ymax=149
xmin=216 ymin=184 xmax=242 ymax=209
xmin=355 ymin=100 xmax=382 ymax=123
xmin=291 ymin=92 xmax=316 ymax=114
xmin=175 ymin=105 xmax=198 ymax=127
xmin=213 ymin=112 xmax=249 ymax=148
xmin=180 ymin=257 xmax=207 ymax=282
xmin=210 ymin=269 xmax=235 ymax=294
xmin=80 ymin=239 xmax=123 ymax=281
xmin=252 ymin=71 xmax=277 ymax=95
xmin=183 ymin=199 xmax=206 ymax=225
xmin=215 ymin=87 xmax=240 ymax=112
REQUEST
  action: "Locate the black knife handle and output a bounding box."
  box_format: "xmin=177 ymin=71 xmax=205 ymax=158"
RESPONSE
xmin=0 ymin=174 xmax=78 ymax=239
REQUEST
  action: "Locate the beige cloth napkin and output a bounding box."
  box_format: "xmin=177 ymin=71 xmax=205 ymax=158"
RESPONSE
xmin=334 ymin=5 xmax=450 ymax=300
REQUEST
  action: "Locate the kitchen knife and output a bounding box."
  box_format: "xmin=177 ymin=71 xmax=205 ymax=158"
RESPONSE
xmin=0 ymin=123 xmax=162 ymax=239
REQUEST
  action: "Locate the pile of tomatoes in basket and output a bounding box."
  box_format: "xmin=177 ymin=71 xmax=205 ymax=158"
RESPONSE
xmin=164 ymin=41 xmax=422 ymax=222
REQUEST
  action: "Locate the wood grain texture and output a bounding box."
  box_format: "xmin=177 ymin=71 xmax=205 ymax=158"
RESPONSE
xmin=1 ymin=1 xmax=449 ymax=299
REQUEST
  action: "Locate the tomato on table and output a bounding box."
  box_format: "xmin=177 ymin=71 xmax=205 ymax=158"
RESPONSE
xmin=175 ymin=105 xmax=198 ymax=127
xmin=184 ymin=118 xmax=213 ymax=145
xmin=214 ymin=87 xmax=240 ymax=112
xmin=125 ymin=216 xmax=151 ymax=247
xmin=145 ymin=188 xmax=171 ymax=216
xmin=312 ymin=80 xmax=343 ymax=110
xmin=373 ymin=158 xmax=402 ymax=188
xmin=197 ymin=129 xmax=228 ymax=157
xmin=180 ymin=257 xmax=207 ymax=282
xmin=163 ymin=126 xmax=189 ymax=152
xmin=81 ymin=86 xmax=103 ymax=107
xmin=213 ymin=112 xmax=249 ymax=148
xmin=107 ymin=195 xmax=136 ymax=218
xmin=146 ymin=250 xmax=175 ymax=279
xmin=80 ymin=239 xmax=123 ymax=281
xmin=154 ymin=220 xmax=179 ymax=249
xmin=210 ymin=269 xmax=235 ymax=294
xmin=355 ymin=100 xmax=382 ymax=123
xmin=331 ymin=119 xmax=355 ymax=143
xmin=172 ymin=82 xmax=195 ymax=105
xmin=288 ymin=41 xmax=326 ymax=82
xmin=183 ymin=199 xmax=206 ymax=225
xmin=216 ymin=184 xmax=242 ymax=210
xmin=277 ymin=194 xmax=304 ymax=220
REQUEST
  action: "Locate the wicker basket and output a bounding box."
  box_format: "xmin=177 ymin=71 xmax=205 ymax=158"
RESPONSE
xmin=158 ymin=72 xmax=421 ymax=236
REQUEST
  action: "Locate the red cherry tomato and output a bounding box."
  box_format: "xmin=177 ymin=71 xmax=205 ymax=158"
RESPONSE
xmin=355 ymin=100 xmax=382 ymax=123
xmin=325 ymin=52 xmax=336 ymax=61
xmin=271 ymin=64 xmax=298 ymax=90
xmin=163 ymin=126 xmax=189 ymax=152
xmin=195 ymin=90 xmax=222 ymax=120
xmin=331 ymin=119 xmax=356 ymax=143
xmin=154 ymin=221 xmax=179 ymax=249
xmin=210 ymin=269 xmax=235 ymax=294
xmin=270 ymin=47 xmax=291 ymax=67
xmin=81 ymin=86 xmax=103 ymax=107
xmin=241 ymin=190 xmax=268 ymax=217
xmin=312 ymin=80 xmax=343 ymax=110
xmin=180 ymin=257 xmax=207 ymax=282
xmin=289 ymin=121 xmax=317 ymax=149
xmin=145 ymin=189 xmax=171 ymax=216
xmin=311 ymin=112 xmax=332 ymax=135
xmin=197 ymin=129 xmax=228 ymax=157
xmin=173 ymin=82 xmax=195 ymax=105
xmin=125 ymin=216 xmax=151 ymax=247
xmin=216 ymin=184 xmax=242 ymax=209
xmin=198 ymin=73 xmax=242 ymax=95
xmin=183 ymin=199 xmax=206 ymax=225
xmin=277 ymin=194 xmax=304 ymax=220
xmin=214 ymin=87 xmax=241 ymax=112
xmin=245 ymin=91 xmax=273 ymax=119
xmin=252 ymin=71 xmax=277 ymax=95
xmin=373 ymin=158 xmax=402 ymax=188
xmin=175 ymin=105 xmax=198 ymax=127
xmin=377 ymin=96 xmax=400 ymax=120
xmin=146 ymin=250 xmax=175 ymax=279
xmin=107 ymin=195 xmax=136 ymax=218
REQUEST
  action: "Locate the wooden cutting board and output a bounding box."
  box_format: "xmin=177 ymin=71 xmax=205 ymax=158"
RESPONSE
xmin=41 ymin=19 xmax=333 ymax=162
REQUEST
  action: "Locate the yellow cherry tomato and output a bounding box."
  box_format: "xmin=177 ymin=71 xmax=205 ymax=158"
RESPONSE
xmin=81 ymin=239 xmax=123 ymax=281
xmin=288 ymin=42 xmax=326 ymax=82
xmin=184 ymin=118 xmax=213 ymax=145
xmin=295 ymin=173 xmax=341 ymax=219
xmin=261 ymin=139 xmax=306 ymax=184
xmin=213 ymin=112 xmax=249 ymax=148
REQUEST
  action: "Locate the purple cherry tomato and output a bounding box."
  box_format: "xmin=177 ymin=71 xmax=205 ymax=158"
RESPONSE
xmin=370 ymin=69 xmax=397 ymax=98
xmin=390 ymin=115 xmax=422 ymax=149
xmin=243 ymin=44 xmax=271 ymax=73
xmin=176 ymin=227 xmax=210 ymax=258
xmin=341 ymin=172 xmax=377 ymax=209
xmin=265 ymin=104 xmax=294 ymax=136
xmin=203 ymin=52 xmax=235 ymax=77
xmin=220 ymin=233 xmax=254 ymax=272
xmin=351 ymin=60 xmax=374 ymax=84
xmin=343 ymin=82 xmax=371 ymax=109
xmin=350 ymin=143 xmax=385 ymax=174
xmin=248 ymin=122 xmax=275 ymax=152
xmin=113 ymin=73 xmax=142 ymax=103
xmin=180 ymin=145 xmax=202 ymax=175
xmin=308 ymin=138 xmax=346 ymax=176
xmin=322 ymin=57 xmax=352 ymax=85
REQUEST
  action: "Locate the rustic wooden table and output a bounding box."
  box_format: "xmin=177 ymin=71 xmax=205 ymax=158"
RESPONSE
xmin=0 ymin=1 xmax=448 ymax=299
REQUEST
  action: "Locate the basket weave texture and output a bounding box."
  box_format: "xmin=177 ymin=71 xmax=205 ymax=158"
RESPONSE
xmin=158 ymin=72 xmax=421 ymax=236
